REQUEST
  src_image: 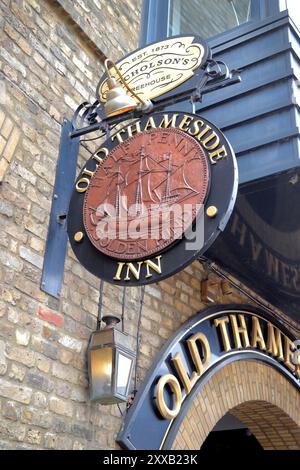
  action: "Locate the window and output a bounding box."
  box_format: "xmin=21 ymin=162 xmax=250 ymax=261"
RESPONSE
xmin=169 ymin=0 xmax=252 ymax=38
xmin=140 ymin=1 xmax=285 ymax=47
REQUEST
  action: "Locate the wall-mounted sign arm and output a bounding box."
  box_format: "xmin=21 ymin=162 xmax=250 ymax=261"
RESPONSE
xmin=40 ymin=119 xmax=79 ymax=298
xmin=69 ymin=64 xmax=241 ymax=142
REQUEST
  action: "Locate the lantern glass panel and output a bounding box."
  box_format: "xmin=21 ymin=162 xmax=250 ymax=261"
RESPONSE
xmin=116 ymin=352 xmax=133 ymax=396
xmin=90 ymin=347 xmax=113 ymax=398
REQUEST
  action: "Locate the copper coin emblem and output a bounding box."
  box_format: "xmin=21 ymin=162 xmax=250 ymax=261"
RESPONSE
xmin=83 ymin=128 xmax=209 ymax=260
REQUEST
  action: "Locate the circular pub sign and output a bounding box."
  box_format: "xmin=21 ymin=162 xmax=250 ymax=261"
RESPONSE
xmin=67 ymin=111 xmax=238 ymax=286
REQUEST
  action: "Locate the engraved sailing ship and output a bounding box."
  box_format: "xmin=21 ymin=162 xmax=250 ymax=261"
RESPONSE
xmin=87 ymin=144 xmax=201 ymax=240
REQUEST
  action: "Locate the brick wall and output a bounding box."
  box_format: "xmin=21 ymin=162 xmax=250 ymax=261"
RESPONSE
xmin=0 ymin=0 xmax=298 ymax=450
xmin=56 ymin=0 xmax=141 ymax=59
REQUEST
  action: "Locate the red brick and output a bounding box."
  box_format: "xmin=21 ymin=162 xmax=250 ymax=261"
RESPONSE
xmin=38 ymin=305 xmax=64 ymax=328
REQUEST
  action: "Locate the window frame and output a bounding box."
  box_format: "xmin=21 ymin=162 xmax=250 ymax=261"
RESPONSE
xmin=139 ymin=0 xmax=281 ymax=46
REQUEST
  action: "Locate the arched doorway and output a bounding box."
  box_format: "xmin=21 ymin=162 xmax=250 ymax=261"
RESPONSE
xmin=118 ymin=306 xmax=300 ymax=450
xmin=171 ymin=360 xmax=300 ymax=450
xmin=201 ymin=414 xmax=263 ymax=450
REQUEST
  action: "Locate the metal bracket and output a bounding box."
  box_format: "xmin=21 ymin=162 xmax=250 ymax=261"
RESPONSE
xmin=192 ymin=59 xmax=241 ymax=103
xmin=40 ymin=119 xmax=79 ymax=298
xmin=69 ymin=60 xmax=241 ymax=140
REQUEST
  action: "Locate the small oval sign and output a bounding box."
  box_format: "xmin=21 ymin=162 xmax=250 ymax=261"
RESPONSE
xmin=97 ymin=36 xmax=209 ymax=103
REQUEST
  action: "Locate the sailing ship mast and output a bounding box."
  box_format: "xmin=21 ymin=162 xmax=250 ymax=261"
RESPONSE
xmin=114 ymin=166 xmax=123 ymax=216
xmin=160 ymin=152 xmax=179 ymax=204
xmin=134 ymin=146 xmax=145 ymax=208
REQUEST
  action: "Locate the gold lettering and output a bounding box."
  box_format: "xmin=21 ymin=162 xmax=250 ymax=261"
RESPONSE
xmin=155 ymin=313 xmax=299 ymax=422
xmin=113 ymin=262 xmax=125 ymax=281
xmin=201 ymin=131 xmax=220 ymax=150
xmin=284 ymin=336 xmax=296 ymax=373
xmin=172 ymin=352 xmax=198 ymax=393
xmin=196 ymin=124 xmax=211 ymax=141
xmin=230 ymin=314 xmax=250 ymax=348
xmin=145 ymin=256 xmax=162 ymax=278
xmin=92 ymin=147 xmax=109 ymax=164
xmin=144 ymin=116 xmax=157 ymax=131
xmin=188 ymin=119 xmax=204 ymax=137
xmin=209 ymin=145 xmax=227 ymax=165
xmin=92 ymin=155 xmax=104 ymax=165
xmin=127 ymin=121 xmax=142 ymax=138
xmin=178 ymin=114 xmax=194 ymax=131
xmin=187 ymin=332 xmax=211 ymax=376
xmin=76 ymin=148 xmax=109 ymax=192
xmin=113 ymin=257 xmax=162 ymax=281
xmin=159 ymin=113 xmax=178 ymax=129
xmin=124 ymin=262 xmax=143 ymax=281
xmin=251 ymin=316 xmax=266 ymax=350
xmin=266 ymin=323 xmax=284 ymax=360
xmin=75 ymin=177 xmax=90 ymax=193
xmin=214 ymin=316 xmax=231 ymax=352
xmin=111 ymin=129 xmax=126 ymax=144
xmin=82 ymin=168 xmax=94 ymax=178
xmin=156 ymin=374 xmax=182 ymax=420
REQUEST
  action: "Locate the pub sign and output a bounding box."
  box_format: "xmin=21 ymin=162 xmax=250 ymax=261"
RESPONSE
xmin=67 ymin=37 xmax=238 ymax=286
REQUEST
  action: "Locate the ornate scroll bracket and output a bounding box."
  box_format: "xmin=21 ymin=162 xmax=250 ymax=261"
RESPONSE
xmin=70 ymin=57 xmax=241 ymax=141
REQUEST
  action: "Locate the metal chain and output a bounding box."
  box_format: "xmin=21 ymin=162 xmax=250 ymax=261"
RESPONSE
xmin=97 ymin=279 xmax=105 ymax=330
xmin=121 ymin=286 xmax=126 ymax=332
xmin=134 ymin=285 xmax=145 ymax=393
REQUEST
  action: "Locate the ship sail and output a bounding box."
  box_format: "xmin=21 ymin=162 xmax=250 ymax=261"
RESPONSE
xmin=151 ymin=152 xmax=200 ymax=204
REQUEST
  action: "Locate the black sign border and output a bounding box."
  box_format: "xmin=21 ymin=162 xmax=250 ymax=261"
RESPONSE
xmin=67 ymin=111 xmax=238 ymax=286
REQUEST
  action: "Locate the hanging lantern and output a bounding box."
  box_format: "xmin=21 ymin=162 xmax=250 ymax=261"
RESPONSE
xmin=88 ymin=315 xmax=135 ymax=404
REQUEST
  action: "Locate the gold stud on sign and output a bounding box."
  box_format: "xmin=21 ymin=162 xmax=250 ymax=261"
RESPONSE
xmin=206 ymin=206 xmax=218 ymax=218
xmin=74 ymin=231 xmax=84 ymax=242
